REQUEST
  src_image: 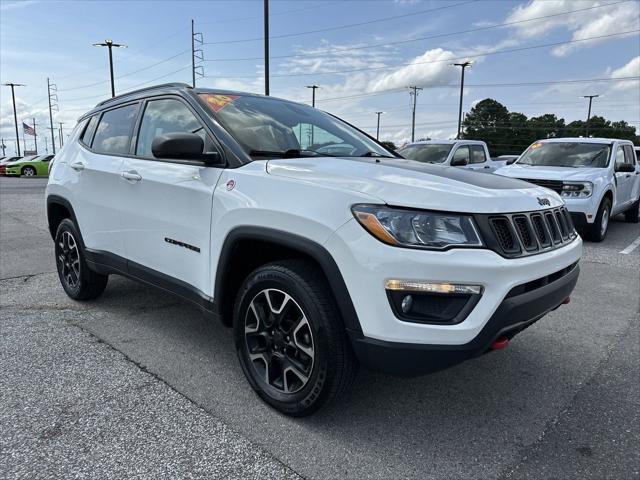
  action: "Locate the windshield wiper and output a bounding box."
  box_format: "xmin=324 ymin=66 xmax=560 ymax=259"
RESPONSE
xmin=358 ymin=151 xmax=395 ymax=158
xmin=249 ymin=149 xmax=333 ymax=158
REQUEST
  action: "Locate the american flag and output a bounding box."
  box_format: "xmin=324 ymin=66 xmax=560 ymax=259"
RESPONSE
xmin=23 ymin=122 xmax=35 ymax=136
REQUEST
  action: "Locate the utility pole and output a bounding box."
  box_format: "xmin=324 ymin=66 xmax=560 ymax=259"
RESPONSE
xmin=306 ymin=85 xmax=319 ymax=107
xmin=264 ymin=0 xmax=270 ymax=96
xmin=59 ymin=123 xmax=65 ymax=147
xmin=47 ymin=77 xmax=58 ymax=155
xmin=2 ymin=83 xmax=24 ymax=156
xmin=408 ymin=86 xmax=422 ymax=143
xmin=191 ymin=20 xmax=204 ymax=87
xmin=32 ymin=118 xmax=38 ymax=154
xmin=44 ymin=136 xmax=48 ymax=153
xmin=93 ymin=39 xmax=127 ymax=97
xmin=1 ymin=138 xmax=6 ymax=156
xmin=375 ymin=111 xmax=384 ymax=140
xmin=451 ymin=61 xmax=473 ymax=139
xmin=582 ymin=94 xmax=600 ymax=137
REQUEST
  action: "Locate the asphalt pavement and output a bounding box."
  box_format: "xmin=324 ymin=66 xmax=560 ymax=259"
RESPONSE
xmin=1 ymin=176 xmax=639 ymax=479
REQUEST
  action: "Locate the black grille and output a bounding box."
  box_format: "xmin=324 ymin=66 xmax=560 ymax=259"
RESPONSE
xmin=516 ymin=178 xmax=564 ymax=194
xmin=479 ymin=207 xmax=576 ymax=258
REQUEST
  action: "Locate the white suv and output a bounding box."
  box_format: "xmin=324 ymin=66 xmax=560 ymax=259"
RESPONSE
xmin=495 ymin=138 xmax=640 ymax=241
xmin=46 ymin=83 xmax=582 ymax=416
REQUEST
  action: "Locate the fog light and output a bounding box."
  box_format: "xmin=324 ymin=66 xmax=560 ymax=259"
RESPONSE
xmin=401 ymin=295 xmax=413 ymax=313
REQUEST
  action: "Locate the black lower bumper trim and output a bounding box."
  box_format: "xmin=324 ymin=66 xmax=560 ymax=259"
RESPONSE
xmin=569 ymin=212 xmax=589 ymax=231
xmin=349 ymin=263 xmax=579 ymax=377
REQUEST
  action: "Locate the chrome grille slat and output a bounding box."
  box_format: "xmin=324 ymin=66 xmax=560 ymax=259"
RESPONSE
xmin=485 ymin=207 xmax=576 ymax=258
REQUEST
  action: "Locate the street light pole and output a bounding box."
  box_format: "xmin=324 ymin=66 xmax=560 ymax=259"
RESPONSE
xmin=581 ymin=94 xmax=600 ymax=137
xmin=375 ymin=111 xmax=384 ymax=140
xmin=32 ymin=117 xmax=38 ymax=154
xmin=264 ymin=0 xmax=270 ymax=96
xmin=59 ymin=122 xmax=65 ymax=147
xmin=93 ymin=39 xmax=127 ymax=97
xmin=2 ymin=83 xmax=24 ymax=156
xmin=1 ymin=138 xmax=5 ymax=156
xmin=451 ymin=61 xmax=473 ymax=139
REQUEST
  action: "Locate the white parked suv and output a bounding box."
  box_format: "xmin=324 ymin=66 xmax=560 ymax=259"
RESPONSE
xmin=495 ymin=138 xmax=640 ymax=241
xmin=46 ymin=84 xmax=582 ymax=415
xmin=398 ymin=139 xmax=507 ymax=172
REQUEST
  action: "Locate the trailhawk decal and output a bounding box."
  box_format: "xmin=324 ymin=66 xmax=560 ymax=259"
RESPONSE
xmin=200 ymin=93 xmax=239 ymax=112
xmin=164 ymin=237 xmax=201 ymax=253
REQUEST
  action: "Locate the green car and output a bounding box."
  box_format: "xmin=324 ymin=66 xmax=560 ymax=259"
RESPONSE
xmin=5 ymin=155 xmax=55 ymax=177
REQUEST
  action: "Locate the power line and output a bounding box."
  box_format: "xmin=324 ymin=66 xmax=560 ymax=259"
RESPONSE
xmin=197 ymin=2 xmax=326 ymax=25
xmin=201 ymin=0 xmax=633 ymax=62
xmin=206 ymin=30 xmax=640 ymax=80
xmin=202 ymin=0 xmax=476 ymax=45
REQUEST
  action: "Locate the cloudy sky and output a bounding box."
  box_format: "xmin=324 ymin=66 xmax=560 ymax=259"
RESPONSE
xmin=1 ymin=0 xmax=639 ymax=155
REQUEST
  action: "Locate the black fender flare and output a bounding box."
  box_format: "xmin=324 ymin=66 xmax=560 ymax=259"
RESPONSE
xmin=46 ymin=195 xmax=84 ymax=246
xmin=214 ymin=226 xmax=363 ymax=334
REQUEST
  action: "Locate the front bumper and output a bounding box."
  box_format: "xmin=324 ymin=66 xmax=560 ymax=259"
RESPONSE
xmin=325 ymin=218 xmax=582 ymax=348
xmin=5 ymin=168 xmax=21 ymax=176
xmin=563 ymin=196 xmax=598 ymax=224
xmin=350 ymin=262 xmax=579 ymax=376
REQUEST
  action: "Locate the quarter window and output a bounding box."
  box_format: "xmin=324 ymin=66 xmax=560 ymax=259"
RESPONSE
xmin=92 ymin=104 xmax=138 ymax=155
xmin=469 ymin=145 xmax=487 ymax=164
xmin=81 ymin=116 xmax=98 ymax=146
xmin=136 ymin=98 xmax=211 ymax=157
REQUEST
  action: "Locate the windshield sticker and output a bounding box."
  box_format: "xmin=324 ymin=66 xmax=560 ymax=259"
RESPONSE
xmin=530 ymin=142 xmax=543 ymax=150
xmin=200 ymin=93 xmax=239 ymax=112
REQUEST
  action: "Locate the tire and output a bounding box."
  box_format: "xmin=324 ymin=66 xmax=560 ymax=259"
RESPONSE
xmin=624 ymin=198 xmax=639 ymax=223
xmin=586 ymin=197 xmax=611 ymax=242
xmin=22 ymin=166 xmax=36 ymax=177
xmin=54 ymin=218 xmax=108 ymax=300
xmin=233 ymin=259 xmax=358 ymax=416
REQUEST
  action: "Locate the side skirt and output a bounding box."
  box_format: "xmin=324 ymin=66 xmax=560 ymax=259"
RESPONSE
xmin=84 ymin=249 xmax=220 ymax=319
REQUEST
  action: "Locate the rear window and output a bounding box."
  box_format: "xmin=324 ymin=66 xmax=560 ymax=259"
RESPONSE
xmin=92 ymin=104 xmax=138 ymax=155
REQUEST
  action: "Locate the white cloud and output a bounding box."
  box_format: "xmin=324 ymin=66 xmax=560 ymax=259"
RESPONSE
xmin=505 ymin=0 xmax=640 ymax=57
xmin=608 ymin=56 xmax=640 ymax=91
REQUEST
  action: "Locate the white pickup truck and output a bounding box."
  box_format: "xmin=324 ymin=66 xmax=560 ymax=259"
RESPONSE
xmin=398 ymin=140 xmax=508 ymax=172
xmin=495 ymin=138 xmax=640 ymax=241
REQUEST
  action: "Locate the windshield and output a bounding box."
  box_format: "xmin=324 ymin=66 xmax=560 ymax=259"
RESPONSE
xmin=517 ymin=142 xmax=611 ymax=168
xmin=397 ymin=144 xmax=453 ymax=163
xmin=200 ymin=93 xmax=392 ymax=159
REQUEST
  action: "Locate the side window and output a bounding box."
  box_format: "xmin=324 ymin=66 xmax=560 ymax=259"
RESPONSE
xmin=80 ymin=116 xmax=98 ymax=146
xmin=615 ymin=146 xmax=626 ymax=168
xmin=92 ymin=104 xmax=138 ymax=155
xmin=623 ymin=145 xmax=636 ymax=165
xmin=452 ymin=146 xmax=470 ymax=163
xmin=136 ymin=98 xmax=212 ymax=157
xmin=470 ymin=145 xmax=487 ymax=164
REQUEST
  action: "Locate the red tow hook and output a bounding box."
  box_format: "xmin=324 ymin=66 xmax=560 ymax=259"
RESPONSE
xmin=562 ymin=297 xmax=571 ymax=304
xmin=491 ymin=337 xmax=509 ymax=350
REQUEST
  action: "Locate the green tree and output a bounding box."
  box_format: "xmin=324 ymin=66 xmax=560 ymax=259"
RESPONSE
xmin=461 ymin=98 xmax=511 ymax=155
xmin=508 ymin=112 xmax=531 ymax=154
xmin=380 ymin=140 xmax=397 ymax=151
xmin=528 ymin=114 xmax=565 ymax=139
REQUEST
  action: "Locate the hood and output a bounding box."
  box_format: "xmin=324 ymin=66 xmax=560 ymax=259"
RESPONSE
xmin=495 ymin=164 xmax=605 ymax=181
xmin=266 ymin=157 xmax=563 ymax=214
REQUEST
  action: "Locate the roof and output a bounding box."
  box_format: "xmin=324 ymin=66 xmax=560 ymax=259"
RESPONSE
xmin=404 ymin=139 xmax=486 ymax=146
xmin=538 ymin=137 xmax=634 ymax=144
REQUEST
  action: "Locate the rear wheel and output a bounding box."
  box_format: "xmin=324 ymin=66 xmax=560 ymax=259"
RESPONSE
xmin=22 ymin=166 xmax=36 ymax=177
xmin=586 ymin=198 xmax=611 ymax=242
xmin=55 ymin=218 xmax=108 ymax=300
xmin=624 ymin=198 xmax=639 ymax=223
xmin=233 ymin=260 xmax=357 ymax=416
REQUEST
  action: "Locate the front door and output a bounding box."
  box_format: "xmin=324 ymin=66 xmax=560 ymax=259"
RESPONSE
xmin=118 ymin=96 xmax=223 ymax=295
xmin=613 ymin=145 xmax=634 ymax=211
xmin=465 ymin=145 xmax=493 ymax=172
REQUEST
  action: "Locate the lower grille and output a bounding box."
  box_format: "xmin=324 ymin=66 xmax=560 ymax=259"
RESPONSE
xmin=476 ymin=206 xmax=577 ymax=258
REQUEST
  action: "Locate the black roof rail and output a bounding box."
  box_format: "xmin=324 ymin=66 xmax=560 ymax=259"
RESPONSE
xmin=95 ymin=82 xmax=192 ymax=108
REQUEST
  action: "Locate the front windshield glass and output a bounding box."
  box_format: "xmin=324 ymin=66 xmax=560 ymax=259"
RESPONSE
xmin=200 ymin=93 xmax=392 ymax=159
xmin=517 ymin=142 xmax=611 ymax=168
xmin=397 ymin=144 xmax=453 ymax=163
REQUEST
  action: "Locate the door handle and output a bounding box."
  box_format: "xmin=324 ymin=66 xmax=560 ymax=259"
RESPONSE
xmin=70 ymin=162 xmax=85 ymax=171
xmin=121 ymin=171 xmax=142 ymax=182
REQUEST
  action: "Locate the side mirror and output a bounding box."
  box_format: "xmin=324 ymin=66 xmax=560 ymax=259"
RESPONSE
xmin=506 ymin=158 xmax=517 ymax=165
xmin=615 ymin=162 xmax=635 ymax=173
xmin=151 ymin=132 xmax=223 ymax=166
xmin=450 ymin=157 xmax=468 ymax=167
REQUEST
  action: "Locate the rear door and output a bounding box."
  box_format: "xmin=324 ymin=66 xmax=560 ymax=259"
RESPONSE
xmin=70 ymin=104 xmax=138 ymax=263
xmin=119 ymin=96 xmax=224 ymax=295
xmin=623 ymin=144 xmax=640 ymax=203
xmin=465 ymin=144 xmax=493 ymax=171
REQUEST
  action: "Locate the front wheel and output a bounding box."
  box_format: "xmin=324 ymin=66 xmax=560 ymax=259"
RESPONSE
xmin=55 ymin=218 xmax=108 ymax=300
xmin=22 ymin=166 xmax=36 ymax=177
xmin=233 ymin=260 xmax=357 ymax=416
xmin=586 ymin=198 xmax=611 ymax=242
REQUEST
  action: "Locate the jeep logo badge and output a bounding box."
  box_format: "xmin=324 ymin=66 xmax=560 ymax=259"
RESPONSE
xmin=537 ymin=197 xmax=551 ymax=207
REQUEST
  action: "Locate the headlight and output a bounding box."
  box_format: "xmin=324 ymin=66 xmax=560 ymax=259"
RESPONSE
xmin=561 ymin=181 xmax=592 ymax=198
xmin=351 ymin=204 xmax=483 ymax=249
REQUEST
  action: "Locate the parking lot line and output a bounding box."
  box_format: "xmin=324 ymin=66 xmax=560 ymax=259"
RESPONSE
xmin=619 ymin=235 xmax=640 ymax=255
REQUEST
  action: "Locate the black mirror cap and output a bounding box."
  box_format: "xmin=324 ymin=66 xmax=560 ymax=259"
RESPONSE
xmin=615 ymin=162 xmax=635 ymax=173
xmin=151 ymin=132 xmax=224 ymax=166
xmin=450 ymin=157 xmax=468 ymax=167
